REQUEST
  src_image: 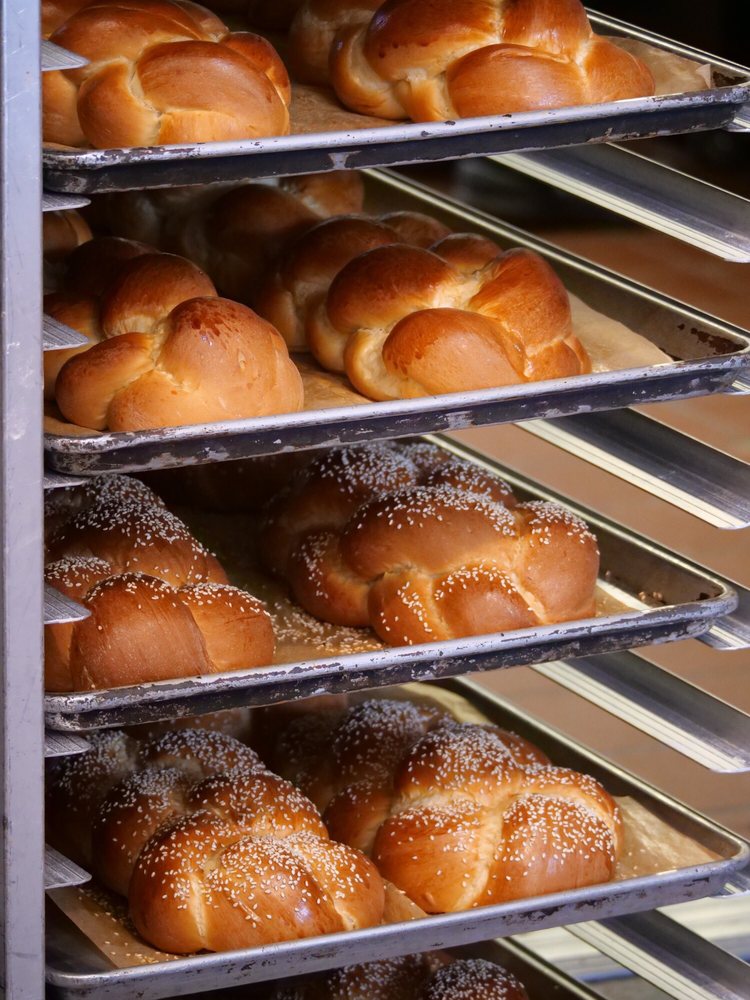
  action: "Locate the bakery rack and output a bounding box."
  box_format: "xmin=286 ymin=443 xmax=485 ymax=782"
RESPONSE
xmin=2 ymin=0 xmax=749 ymax=996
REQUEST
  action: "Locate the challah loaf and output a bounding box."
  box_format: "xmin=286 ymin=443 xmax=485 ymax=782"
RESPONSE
xmin=101 ymin=172 xmax=365 ymax=305
xmin=290 ymin=0 xmax=654 ymax=120
xmin=43 ymin=0 xmax=291 ymax=148
xmin=48 ymin=237 xmax=304 ymax=431
xmin=275 ymin=954 xmax=530 ymax=1000
xmin=47 ymin=728 xmax=385 ymax=952
xmin=369 ymin=724 xmax=622 ymax=911
xmin=261 ymin=441 xmax=599 ymax=643
xmin=269 ymin=699 xmax=621 ymax=911
xmin=307 ymin=237 xmax=590 ymax=399
xmin=44 ymin=474 xmax=275 ymax=690
xmin=255 ymin=211 xmax=450 ymax=351
xmin=45 ymin=473 xmax=226 ymax=583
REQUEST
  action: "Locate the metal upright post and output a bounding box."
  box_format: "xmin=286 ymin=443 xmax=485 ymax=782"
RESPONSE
xmin=0 ymin=1 xmax=46 ymax=997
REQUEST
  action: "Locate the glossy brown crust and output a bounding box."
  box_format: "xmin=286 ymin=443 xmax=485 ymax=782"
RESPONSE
xmin=101 ymin=172 xmax=365 ymax=307
xmin=44 ymin=475 xmax=275 ymax=690
xmin=256 ymin=211 xmax=449 ymax=352
xmin=48 ymin=727 xmax=385 ymax=954
xmin=261 ymin=441 xmax=599 ymax=644
xmin=268 ymin=694 xmax=620 ymax=912
xmin=43 ymin=0 xmax=291 ymax=148
xmin=274 ymin=954 xmax=530 ymax=1000
xmin=291 ymin=0 xmax=654 ymax=120
xmin=49 ymin=237 xmax=303 ymax=431
xmin=258 ymin=440 xmax=485 ymax=578
xmin=309 ymin=238 xmax=590 ymax=400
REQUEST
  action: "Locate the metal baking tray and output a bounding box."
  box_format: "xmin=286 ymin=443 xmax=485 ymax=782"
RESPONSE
xmin=45 ymin=934 xmax=617 ymax=1000
xmin=43 ymin=434 xmax=743 ymax=732
xmin=41 ymin=12 xmax=750 ymax=194
xmin=43 ymin=169 xmax=750 ymax=477
xmin=43 ymin=676 xmax=750 ymax=998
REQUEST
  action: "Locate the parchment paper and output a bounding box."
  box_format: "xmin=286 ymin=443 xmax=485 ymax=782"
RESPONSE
xmin=43 ymin=292 xmax=672 ymax=438
xmin=48 ymin=683 xmax=718 ymax=971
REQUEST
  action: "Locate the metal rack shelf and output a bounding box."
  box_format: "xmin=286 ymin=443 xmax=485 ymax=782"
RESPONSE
xmin=493 ymin=143 xmax=750 ymax=262
xmin=521 ymin=410 xmax=750 ymax=530
xmin=44 ymin=585 xmax=88 ymax=627
xmin=43 ymin=314 xmax=90 ymax=352
xmin=44 ymin=847 xmax=90 ymax=892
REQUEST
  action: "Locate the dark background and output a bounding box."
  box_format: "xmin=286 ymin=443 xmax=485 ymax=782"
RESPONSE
xmin=594 ymin=1 xmax=742 ymax=61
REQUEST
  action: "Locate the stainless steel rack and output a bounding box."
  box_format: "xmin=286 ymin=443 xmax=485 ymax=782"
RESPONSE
xmin=3 ymin=0 xmax=749 ymax=996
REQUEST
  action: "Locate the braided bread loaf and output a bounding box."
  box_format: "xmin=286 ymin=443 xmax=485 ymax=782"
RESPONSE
xmin=43 ymin=0 xmax=291 ymax=148
xmin=269 ymin=698 xmax=622 ymax=911
xmin=306 ymin=233 xmax=590 ymax=399
xmin=45 ymin=475 xmax=274 ymax=690
xmin=47 ymin=236 xmax=304 ymax=431
xmin=275 ymin=954 xmax=530 ymax=1000
xmin=261 ymin=441 xmax=599 ymax=643
xmin=290 ymin=0 xmax=654 ymax=120
xmin=100 ymin=172 xmax=365 ymax=306
xmin=47 ymin=728 xmax=385 ymax=953
xmin=255 ymin=211 xmax=450 ymax=351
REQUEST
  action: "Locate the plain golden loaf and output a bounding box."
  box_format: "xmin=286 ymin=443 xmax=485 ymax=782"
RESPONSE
xmin=290 ymin=0 xmax=654 ymax=120
xmin=307 ymin=235 xmax=590 ymax=399
xmin=43 ymin=0 xmax=292 ymax=148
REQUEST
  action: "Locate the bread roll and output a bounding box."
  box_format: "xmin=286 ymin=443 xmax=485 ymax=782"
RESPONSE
xmin=269 ymin=697 xmax=621 ymax=912
xmin=274 ymin=954 xmax=530 ymax=1000
xmin=261 ymin=441 xmax=599 ymax=643
xmin=256 ymin=212 xmax=450 ymax=352
xmin=48 ymin=238 xmax=304 ymax=431
xmin=44 ymin=474 xmax=275 ymax=690
xmin=370 ymin=726 xmax=622 ymax=911
xmin=46 ymin=729 xmax=139 ymax=866
xmin=46 ymin=473 xmax=226 ymax=584
xmin=274 ymin=953 xmax=435 ymax=999
xmin=290 ymin=0 xmax=654 ymax=120
xmin=43 ymin=0 xmax=291 ymax=148
xmin=307 ymin=240 xmax=590 ymax=400
xmin=47 ymin=728 xmax=386 ymax=953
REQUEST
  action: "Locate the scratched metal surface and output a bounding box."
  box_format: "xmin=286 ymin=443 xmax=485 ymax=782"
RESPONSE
xmin=44 ymin=677 xmax=750 ymax=999
xmin=43 ymin=170 xmax=750 ymax=477
xmin=43 ymin=435 xmax=739 ymax=732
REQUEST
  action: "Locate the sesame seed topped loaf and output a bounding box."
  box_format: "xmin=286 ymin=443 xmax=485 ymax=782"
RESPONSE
xmin=44 ymin=474 xmax=275 ymax=691
xmin=266 ymin=697 xmax=622 ymax=912
xmin=260 ymin=441 xmax=599 ymax=644
xmin=46 ymin=727 xmax=385 ymax=953
xmin=274 ymin=952 xmax=531 ymax=999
